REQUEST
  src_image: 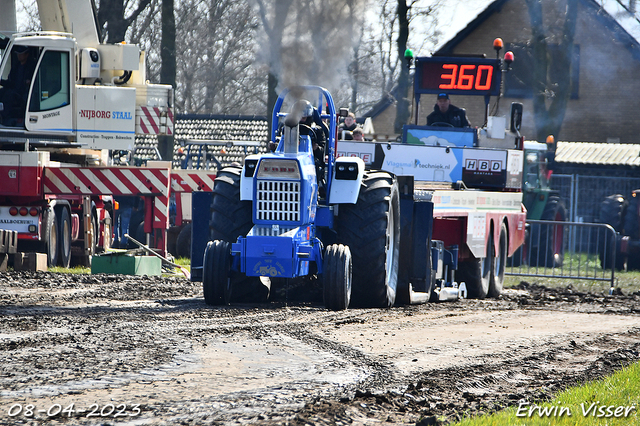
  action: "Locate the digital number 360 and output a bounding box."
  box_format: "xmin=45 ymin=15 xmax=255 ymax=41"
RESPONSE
xmin=439 ymin=64 xmax=494 ymax=91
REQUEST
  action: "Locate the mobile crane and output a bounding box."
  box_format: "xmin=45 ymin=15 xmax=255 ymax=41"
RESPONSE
xmin=0 ymin=0 xmax=175 ymax=267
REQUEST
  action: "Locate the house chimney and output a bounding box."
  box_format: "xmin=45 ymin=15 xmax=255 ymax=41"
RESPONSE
xmin=631 ymin=0 xmax=637 ymax=13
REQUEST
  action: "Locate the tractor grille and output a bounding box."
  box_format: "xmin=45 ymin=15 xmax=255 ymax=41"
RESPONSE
xmin=256 ymin=180 xmax=301 ymax=222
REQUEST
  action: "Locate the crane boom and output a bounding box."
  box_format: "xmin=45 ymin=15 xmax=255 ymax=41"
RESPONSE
xmin=36 ymin=0 xmax=100 ymax=48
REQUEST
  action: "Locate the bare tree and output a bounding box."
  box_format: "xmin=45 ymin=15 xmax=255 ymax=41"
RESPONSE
xmin=170 ymin=0 xmax=262 ymax=114
xmin=96 ymin=0 xmax=153 ymax=42
xmin=393 ymin=0 xmax=440 ymax=133
xmin=254 ymin=0 xmax=294 ymax=125
xmin=160 ymin=0 xmax=175 ymax=88
xmin=524 ymin=0 xmax=578 ymax=142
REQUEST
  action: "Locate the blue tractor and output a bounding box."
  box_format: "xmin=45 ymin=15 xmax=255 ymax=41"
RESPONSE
xmin=190 ymin=86 xmax=459 ymax=309
xmin=190 ymin=86 xmax=402 ymax=309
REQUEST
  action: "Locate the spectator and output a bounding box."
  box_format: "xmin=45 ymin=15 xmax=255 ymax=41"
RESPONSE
xmin=339 ymin=112 xmax=357 ymax=139
xmin=426 ymin=93 xmax=470 ymax=128
xmin=352 ymin=127 xmax=364 ymax=141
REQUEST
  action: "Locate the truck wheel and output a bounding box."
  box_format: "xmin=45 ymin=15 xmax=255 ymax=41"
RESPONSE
xmin=323 ymin=244 xmax=352 ymax=311
xmin=459 ymin=231 xmax=492 ymax=299
xmin=43 ymin=208 xmax=59 ymax=267
xmin=58 ymin=207 xmax=72 ymax=268
xmin=203 ymin=240 xmax=232 ymax=305
xmin=598 ymin=194 xmax=627 ymax=270
xmin=489 ymin=222 xmax=507 ymax=298
xmin=530 ymin=197 xmax=566 ymax=268
xmin=336 ymin=171 xmax=400 ymax=308
xmin=176 ymin=223 xmax=191 ymax=259
xmin=210 ymin=167 xmax=253 ymax=242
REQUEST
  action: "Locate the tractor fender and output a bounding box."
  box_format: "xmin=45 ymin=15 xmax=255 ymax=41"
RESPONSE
xmin=328 ymin=157 xmax=365 ymax=204
xmin=240 ymin=154 xmax=261 ymax=201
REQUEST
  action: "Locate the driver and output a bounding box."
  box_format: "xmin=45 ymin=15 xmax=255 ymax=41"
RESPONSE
xmin=426 ymin=93 xmax=470 ymax=128
xmin=295 ymin=100 xmax=327 ymax=150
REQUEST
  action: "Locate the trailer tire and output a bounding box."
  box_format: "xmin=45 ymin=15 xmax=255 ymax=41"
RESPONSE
xmin=176 ymin=223 xmax=192 ymax=259
xmin=459 ymin=231 xmax=492 ymax=299
xmin=529 ymin=197 xmax=566 ymax=268
xmin=323 ymin=244 xmax=352 ymax=311
xmin=489 ymin=222 xmax=507 ymax=298
xmin=58 ymin=207 xmax=72 ymax=268
xmin=43 ymin=208 xmax=59 ymax=268
xmin=598 ymin=194 xmax=627 ymax=270
xmin=336 ymin=171 xmax=400 ymax=308
xmin=203 ymin=240 xmax=232 ymax=305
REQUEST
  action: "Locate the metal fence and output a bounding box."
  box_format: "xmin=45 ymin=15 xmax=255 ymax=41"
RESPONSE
xmin=507 ymin=220 xmax=617 ymax=289
xmin=551 ymin=174 xmax=640 ymax=223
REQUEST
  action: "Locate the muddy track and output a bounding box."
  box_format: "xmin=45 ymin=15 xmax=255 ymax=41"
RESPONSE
xmin=1 ymin=272 xmax=639 ymax=425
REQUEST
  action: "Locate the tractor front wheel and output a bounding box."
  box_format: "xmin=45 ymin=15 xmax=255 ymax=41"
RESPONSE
xmin=203 ymin=240 xmax=232 ymax=306
xmin=322 ymin=244 xmax=352 ymax=311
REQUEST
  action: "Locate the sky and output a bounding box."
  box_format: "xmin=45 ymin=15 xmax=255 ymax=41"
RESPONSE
xmin=427 ymin=0 xmax=493 ymax=53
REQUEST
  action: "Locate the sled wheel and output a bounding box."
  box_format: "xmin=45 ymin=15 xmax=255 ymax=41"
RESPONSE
xmin=489 ymin=222 xmax=507 ymax=298
xmin=203 ymin=240 xmax=232 ymax=305
xmin=459 ymin=229 xmax=492 ymax=300
xmin=323 ymin=244 xmax=352 ymax=311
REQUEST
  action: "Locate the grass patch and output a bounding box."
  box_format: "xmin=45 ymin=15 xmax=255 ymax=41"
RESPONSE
xmin=452 ymin=361 xmax=640 ymax=425
xmin=504 ymin=268 xmax=640 ymax=295
xmin=48 ymin=265 xmax=90 ymax=274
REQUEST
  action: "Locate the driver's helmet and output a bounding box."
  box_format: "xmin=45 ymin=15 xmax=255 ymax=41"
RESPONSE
xmin=291 ymin=100 xmax=314 ymax=125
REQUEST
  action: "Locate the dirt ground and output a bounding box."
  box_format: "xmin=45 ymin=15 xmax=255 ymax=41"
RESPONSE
xmin=1 ymin=272 xmax=640 ymax=425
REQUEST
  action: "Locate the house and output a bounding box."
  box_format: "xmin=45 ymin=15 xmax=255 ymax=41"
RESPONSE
xmin=367 ymin=0 xmax=640 ymax=144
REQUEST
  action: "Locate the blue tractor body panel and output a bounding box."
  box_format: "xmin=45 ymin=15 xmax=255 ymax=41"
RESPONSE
xmin=232 ymin=224 xmax=322 ymax=278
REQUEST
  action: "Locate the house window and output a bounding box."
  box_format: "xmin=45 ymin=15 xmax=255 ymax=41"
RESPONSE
xmin=504 ymin=43 xmax=579 ymax=99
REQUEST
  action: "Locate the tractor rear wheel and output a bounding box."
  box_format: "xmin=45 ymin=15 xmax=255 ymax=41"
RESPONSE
xmin=322 ymin=244 xmax=352 ymax=311
xmin=598 ymin=194 xmax=627 ymax=270
xmin=210 ymin=166 xmax=253 ymax=242
xmin=488 ymin=222 xmax=507 ymax=298
xmin=336 ymin=171 xmax=400 ymax=308
xmin=529 ymin=197 xmax=567 ymax=268
xmin=203 ymin=240 xmax=232 ymax=305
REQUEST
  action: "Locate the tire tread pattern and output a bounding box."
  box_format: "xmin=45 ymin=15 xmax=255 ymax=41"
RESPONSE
xmin=335 ymin=171 xmax=399 ymax=308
